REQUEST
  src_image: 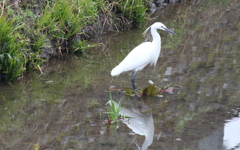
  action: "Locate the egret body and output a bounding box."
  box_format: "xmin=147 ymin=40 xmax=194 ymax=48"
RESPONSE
xmin=111 ymin=22 xmax=177 ymax=90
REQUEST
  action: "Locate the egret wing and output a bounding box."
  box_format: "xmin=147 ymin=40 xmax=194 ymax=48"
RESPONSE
xmin=116 ymin=42 xmax=154 ymax=72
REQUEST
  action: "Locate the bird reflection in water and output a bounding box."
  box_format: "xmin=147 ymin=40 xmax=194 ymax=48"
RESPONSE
xmin=118 ymin=99 xmax=154 ymax=150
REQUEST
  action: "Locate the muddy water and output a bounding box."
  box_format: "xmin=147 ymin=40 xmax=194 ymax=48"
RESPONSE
xmin=1 ymin=0 xmax=240 ymax=150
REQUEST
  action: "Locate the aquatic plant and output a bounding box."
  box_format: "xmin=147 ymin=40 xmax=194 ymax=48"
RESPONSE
xmin=110 ymin=81 xmax=173 ymax=97
xmin=106 ymin=93 xmax=122 ymax=123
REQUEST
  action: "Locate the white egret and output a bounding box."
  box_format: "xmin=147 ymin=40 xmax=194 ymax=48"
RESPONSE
xmin=111 ymin=22 xmax=177 ymax=90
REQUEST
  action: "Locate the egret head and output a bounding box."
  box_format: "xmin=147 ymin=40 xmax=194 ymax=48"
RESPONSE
xmin=142 ymin=22 xmax=177 ymax=37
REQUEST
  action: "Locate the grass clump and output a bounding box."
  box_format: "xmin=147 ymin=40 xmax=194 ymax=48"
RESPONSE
xmin=0 ymin=17 xmax=26 ymax=82
xmin=106 ymin=93 xmax=122 ymax=123
xmin=32 ymin=0 xmax=101 ymax=53
xmin=116 ymin=0 xmax=147 ymax=26
xmin=0 ymin=0 xmax=149 ymax=82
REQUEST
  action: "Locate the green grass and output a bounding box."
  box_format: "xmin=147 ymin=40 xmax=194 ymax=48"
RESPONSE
xmin=106 ymin=93 xmax=122 ymax=123
xmin=0 ymin=0 xmax=148 ymax=83
xmin=116 ymin=0 xmax=147 ymax=26
xmin=0 ymin=17 xmax=26 ymax=82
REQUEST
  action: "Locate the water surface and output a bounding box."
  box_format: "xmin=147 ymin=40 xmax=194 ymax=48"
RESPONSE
xmin=0 ymin=0 xmax=240 ymax=150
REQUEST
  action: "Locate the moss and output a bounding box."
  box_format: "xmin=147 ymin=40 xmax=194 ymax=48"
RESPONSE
xmin=206 ymin=53 xmax=214 ymax=67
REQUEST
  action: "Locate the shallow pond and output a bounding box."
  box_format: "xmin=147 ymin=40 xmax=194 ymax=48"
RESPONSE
xmin=0 ymin=0 xmax=240 ymax=150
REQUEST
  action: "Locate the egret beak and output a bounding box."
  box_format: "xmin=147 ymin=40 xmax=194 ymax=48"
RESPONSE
xmin=163 ymin=27 xmax=177 ymax=36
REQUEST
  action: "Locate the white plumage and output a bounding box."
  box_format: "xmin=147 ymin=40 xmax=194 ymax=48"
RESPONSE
xmin=111 ymin=22 xmax=177 ymax=90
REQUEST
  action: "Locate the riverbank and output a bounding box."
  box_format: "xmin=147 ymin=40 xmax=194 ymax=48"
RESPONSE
xmin=0 ymin=0 xmax=182 ymax=83
xmin=0 ymin=0 xmax=148 ymax=82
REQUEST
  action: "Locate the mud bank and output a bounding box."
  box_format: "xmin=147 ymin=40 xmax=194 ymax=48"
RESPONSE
xmin=0 ymin=0 xmax=185 ymax=82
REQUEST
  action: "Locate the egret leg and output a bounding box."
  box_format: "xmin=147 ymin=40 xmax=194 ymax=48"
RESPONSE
xmin=131 ymin=71 xmax=137 ymax=90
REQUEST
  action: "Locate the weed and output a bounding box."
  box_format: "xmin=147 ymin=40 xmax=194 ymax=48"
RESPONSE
xmin=106 ymin=93 xmax=122 ymax=123
xmin=1 ymin=0 xmax=149 ymax=82
xmin=116 ymin=0 xmax=147 ymax=26
xmin=0 ymin=17 xmax=26 ymax=82
xmin=37 ymin=0 xmax=100 ymax=54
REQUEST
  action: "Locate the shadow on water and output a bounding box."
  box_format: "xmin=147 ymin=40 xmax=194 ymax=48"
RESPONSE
xmin=0 ymin=0 xmax=240 ymax=149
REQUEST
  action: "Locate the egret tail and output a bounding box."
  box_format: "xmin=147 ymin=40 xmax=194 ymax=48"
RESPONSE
xmin=111 ymin=66 xmax=122 ymax=76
